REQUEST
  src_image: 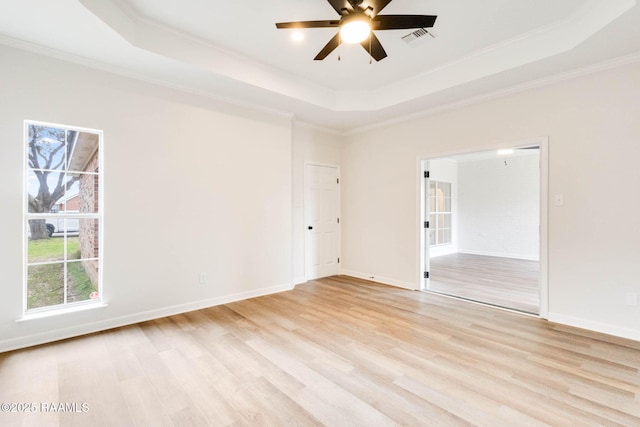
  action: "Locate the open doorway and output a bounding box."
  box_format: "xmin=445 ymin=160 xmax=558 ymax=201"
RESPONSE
xmin=420 ymin=141 xmax=547 ymax=316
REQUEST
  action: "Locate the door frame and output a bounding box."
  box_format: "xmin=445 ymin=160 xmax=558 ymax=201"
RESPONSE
xmin=304 ymin=162 xmax=341 ymax=280
xmin=417 ymin=137 xmax=549 ymax=319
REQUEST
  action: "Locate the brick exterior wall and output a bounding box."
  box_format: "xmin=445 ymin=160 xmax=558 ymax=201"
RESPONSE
xmin=79 ymin=152 xmax=99 ymax=286
xmin=56 ymin=195 xmax=79 ymax=211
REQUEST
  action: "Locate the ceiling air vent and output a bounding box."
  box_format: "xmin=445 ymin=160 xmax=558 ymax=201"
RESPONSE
xmin=401 ymin=28 xmax=436 ymax=47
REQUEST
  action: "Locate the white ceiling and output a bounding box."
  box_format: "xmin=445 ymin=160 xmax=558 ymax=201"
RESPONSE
xmin=1 ymin=0 xmax=639 ymax=132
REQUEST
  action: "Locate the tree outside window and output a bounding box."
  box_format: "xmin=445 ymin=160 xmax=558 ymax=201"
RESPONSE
xmin=25 ymin=121 xmax=102 ymax=312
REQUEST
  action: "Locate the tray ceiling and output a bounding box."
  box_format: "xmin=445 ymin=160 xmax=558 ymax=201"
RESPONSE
xmin=0 ymin=0 xmax=638 ymax=131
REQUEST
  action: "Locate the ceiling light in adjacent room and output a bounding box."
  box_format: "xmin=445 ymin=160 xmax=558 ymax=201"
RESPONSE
xmin=497 ymin=149 xmax=514 ymax=155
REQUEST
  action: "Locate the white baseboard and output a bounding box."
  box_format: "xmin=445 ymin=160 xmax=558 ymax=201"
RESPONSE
xmin=0 ymin=283 xmax=294 ymax=353
xmin=458 ymin=250 xmax=539 ymax=261
xmin=293 ymin=276 xmax=307 ymax=286
xmin=340 ymin=270 xmax=418 ymax=290
xmin=548 ymin=313 xmax=640 ymax=342
xmin=429 ymin=246 xmax=458 ymax=258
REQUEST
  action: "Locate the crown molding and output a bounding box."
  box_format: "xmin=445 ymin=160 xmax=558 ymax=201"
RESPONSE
xmin=0 ymin=34 xmax=294 ymax=126
xmin=346 ymin=51 xmax=640 ymax=136
xmin=81 ymin=0 xmax=634 ymax=112
xmin=292 ymin=119 xmax=344 ymax=137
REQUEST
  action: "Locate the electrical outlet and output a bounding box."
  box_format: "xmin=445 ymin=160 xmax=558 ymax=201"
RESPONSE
xmin=625 ymin=292 xmax=638 ymax=307
xmin=199 ymin=272 xmax=208 ymax=285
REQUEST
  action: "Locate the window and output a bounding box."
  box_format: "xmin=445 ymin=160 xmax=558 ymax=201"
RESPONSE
xmin=429 ymin=180 xmax=452 ymax=246
xmin=24 ymin=121 xmax=102 ymax=313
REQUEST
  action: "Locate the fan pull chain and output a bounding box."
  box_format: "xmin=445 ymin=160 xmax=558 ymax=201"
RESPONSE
xmin=369 ymin=35 xmax=372 ymax=64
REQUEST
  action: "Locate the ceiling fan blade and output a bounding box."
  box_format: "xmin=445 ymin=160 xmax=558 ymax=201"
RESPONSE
xmin=326 ymin=0 xmax=353 ymax=15
xmin=361 ymin=0 xmax=393 ymax=16
xmin=373 ymin=15 xmax=437 ymax=30
xmin=361 ymin=33 xmax=387 ymax=61
xmin=276 ymin=20 xmax=340 ymax=29
xmin=326 ymin=0 xmax=394 ymax=16
xmin=314 ymin=32 xmax=343 ymax=60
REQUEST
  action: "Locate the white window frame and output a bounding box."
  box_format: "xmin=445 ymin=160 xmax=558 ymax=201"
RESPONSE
xmin=429 ymin=180 xmax=452 ymax=247
xmin=23 ymin=120 xmax=104 ymax=316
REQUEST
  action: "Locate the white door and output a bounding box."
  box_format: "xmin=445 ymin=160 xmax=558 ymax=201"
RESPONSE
xmin=305 ymin=164 xmax=340 ymax=280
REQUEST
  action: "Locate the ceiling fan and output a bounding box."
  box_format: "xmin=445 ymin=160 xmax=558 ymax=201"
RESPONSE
xmin=275 ymin=0 xmax=437 ymax=61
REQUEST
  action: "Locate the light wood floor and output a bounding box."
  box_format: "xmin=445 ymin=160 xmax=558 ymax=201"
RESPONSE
xmin=1 ymin=276 xmax=639 ymax=426
xmin=430 ymin=253 xmax=540 ymax=314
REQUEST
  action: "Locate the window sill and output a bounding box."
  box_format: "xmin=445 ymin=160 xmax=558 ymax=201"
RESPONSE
xmin=16 ymin=303 xmax=108 ymax=322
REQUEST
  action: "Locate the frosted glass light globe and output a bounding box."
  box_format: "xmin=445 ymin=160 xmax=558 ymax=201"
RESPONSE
xmin=340 ymin=19 xmax=371 ymax=43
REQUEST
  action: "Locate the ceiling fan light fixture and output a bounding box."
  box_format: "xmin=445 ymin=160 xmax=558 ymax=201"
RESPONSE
xmin=275 ymin=0 xmax=438 ymax=61
xmin=340 ymin=18 xmax=371 ymax=44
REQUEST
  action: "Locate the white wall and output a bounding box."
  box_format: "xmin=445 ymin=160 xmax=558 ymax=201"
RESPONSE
xmin=2 ymin=43 xmax=640 ymax=349
xmin=0 ymin=45 xmax=293 ymax=351
xmin=457 ymin=153 xmax=540 ymax=260
xmin=291 ymin=122 xmax=343 ymax=284
xmin=342 ymin=61 xmax=640 ymax=340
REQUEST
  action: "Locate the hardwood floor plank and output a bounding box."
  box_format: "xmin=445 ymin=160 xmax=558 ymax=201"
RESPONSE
xmin=1 ymin=276 xmax=639 ymax=426
xmin=246 ymin=336 xmax=399 ymax=426
xmin=120 ymin=376 xmax=174 ymax=427
xmin=130 ymin=341 xmax=201 ymax=417
xmin=158 ymin=349 xmax=240 ymax=426
xmin=430 ymin=253 xmax=539 ymax=313
xmin=57 ymin=353 xmax=136 ymax=426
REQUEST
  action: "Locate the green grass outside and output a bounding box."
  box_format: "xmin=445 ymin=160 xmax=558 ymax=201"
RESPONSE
xmin=27 ymin=264 xmax=64 ymax=309
xmin=27 ymin=237 xmax=97 ymax=310
xmin=67 ymin=261 xmax=96 ymax=301
xmin=28 ymin=237 xmax=80 ymax=263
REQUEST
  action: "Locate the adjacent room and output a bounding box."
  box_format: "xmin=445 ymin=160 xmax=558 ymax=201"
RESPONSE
xmin=1 ymin=0 xmax=640 ymax=425
xmin=424 ymin=147 xmax=541 ymax=314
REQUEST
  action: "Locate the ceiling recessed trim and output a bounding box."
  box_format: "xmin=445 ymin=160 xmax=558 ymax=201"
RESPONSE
xmin=366 ymin=0 xmax=636 ymax=110
xmin=79 ymin=0 xmax=340 ymax=110
xmin=0 ymin=34 xmax=296 ymax=126
xmin=346 ymin=51 xmax=640 ymax=136
xmin=80 ymin=0 xmax=636 ymax=113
